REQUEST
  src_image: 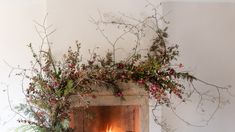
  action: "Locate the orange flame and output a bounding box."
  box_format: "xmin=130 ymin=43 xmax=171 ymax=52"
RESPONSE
xmin=106 ymin=125 xmax=113 ymax=132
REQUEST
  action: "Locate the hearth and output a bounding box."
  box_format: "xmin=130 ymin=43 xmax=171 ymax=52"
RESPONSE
xmin=70 ymin=83 xmax=149 ymax=132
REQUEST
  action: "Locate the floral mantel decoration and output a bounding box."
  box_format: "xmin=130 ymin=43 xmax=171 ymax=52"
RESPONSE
xmin=10 ymin=6 xmax=231 ymax=132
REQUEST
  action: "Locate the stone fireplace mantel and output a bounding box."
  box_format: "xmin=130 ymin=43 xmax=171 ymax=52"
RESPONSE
xmin=70 ymin=83 xmax=149 ymax=132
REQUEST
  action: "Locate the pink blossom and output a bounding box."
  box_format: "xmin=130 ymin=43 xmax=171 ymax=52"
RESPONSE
xmin=137 ymin=79 xmax=145 ymax=84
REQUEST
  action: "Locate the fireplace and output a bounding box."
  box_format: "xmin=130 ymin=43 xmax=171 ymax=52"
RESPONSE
xmin=70 ymin=83 xmax=149 ymax=132
xmin=73 ymin=105 xmax=140 ymax=132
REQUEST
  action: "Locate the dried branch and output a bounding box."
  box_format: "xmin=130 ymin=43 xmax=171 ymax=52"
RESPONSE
xmin=92 ymin=4 xmax=233 ymax=132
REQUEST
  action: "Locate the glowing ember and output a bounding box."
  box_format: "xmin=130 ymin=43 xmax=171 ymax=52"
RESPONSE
xmin=106 ymin=125 xmax=113 ymax=132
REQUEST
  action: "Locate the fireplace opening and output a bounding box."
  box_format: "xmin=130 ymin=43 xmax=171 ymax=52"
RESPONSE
xmin=73 ymin=105 xmax=140 ymax=132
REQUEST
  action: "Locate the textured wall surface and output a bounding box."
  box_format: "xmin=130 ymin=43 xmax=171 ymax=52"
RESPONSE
xmin=0 ymin=0 xmax=46 ymax=131
xmin=1 ymin=0 xmax=235 ymax=132
xmin=162 ymin=2 xmax=235 ymax=132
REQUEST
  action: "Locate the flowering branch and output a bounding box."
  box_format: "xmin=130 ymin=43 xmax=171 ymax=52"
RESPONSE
xmin=7 ymin=3 xmax=232 ymax=132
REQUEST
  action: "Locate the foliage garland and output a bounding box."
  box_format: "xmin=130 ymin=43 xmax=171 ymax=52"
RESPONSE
xmin=11 ymin=6 xmax=230 ymax=132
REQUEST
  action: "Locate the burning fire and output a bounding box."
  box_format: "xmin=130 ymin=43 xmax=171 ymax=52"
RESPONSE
xmin=105 ymin=124 xmax=124 ymax=132
xmin=106 ymin=125 xmax=113 ymax=132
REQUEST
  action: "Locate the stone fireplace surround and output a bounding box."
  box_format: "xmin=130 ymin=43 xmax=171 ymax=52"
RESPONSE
xmin=70 ymin=83 xmax=149 ymax=132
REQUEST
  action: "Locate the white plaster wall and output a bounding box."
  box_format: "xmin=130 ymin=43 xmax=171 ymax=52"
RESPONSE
xmin=46 ymin=0 xmax=162 ymax=131
xmin=0 ymin=0 xmax=46 ymax=131
xmin=1 ymin=0 xmax=235 ymax=132
xmin=46 ymin=0 xmax=162 ymax=60
xmin=42 ymin=0 xmax=235 ymax=132
xmin=165 ymin=0 xmax=235 ymax=2
xmin=162 ymin=2 xmax=235 ymax=132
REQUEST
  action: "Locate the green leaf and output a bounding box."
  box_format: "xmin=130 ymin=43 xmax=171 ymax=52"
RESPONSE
xmin=61 ymin=119 xmax=70 ymax=129
xmin=64 ymin=80 xmax=74 ymax=96
xmin=15 ymin=125 xmax=47 ymax=132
